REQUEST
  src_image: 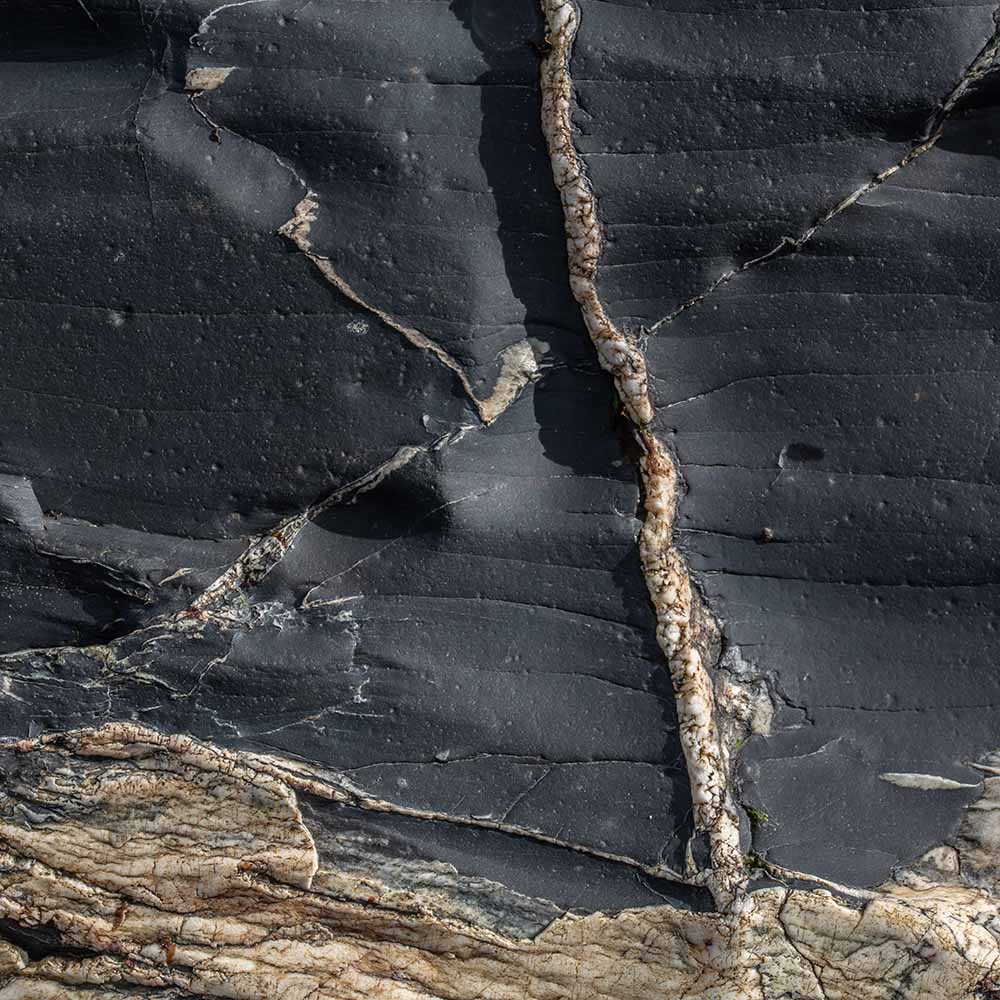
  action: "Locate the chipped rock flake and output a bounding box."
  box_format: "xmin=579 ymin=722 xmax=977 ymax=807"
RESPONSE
xmin=880 ymin=772 xmax=981 ymax=791
xmin=184 ymin=67 xmax=235 ymax=93
xmin=539 ymin=0 xmax=744 ymax=906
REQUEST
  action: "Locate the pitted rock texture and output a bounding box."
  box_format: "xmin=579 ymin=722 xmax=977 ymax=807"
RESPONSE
xmin=3 ymin=0 xmax=1000 ymax=997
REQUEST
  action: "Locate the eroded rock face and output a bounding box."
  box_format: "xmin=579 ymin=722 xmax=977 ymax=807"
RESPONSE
xmin=2 ymin=0 xmax=1000 ymax=996
xmin=1 ymin=725 xmax=999 ymax=1000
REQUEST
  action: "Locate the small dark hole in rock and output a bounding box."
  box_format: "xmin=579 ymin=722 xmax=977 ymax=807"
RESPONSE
xmin=0 ymin=918 xmax=98 ymax=962
xmin=782 ymin=442 xmax=824 ymax=463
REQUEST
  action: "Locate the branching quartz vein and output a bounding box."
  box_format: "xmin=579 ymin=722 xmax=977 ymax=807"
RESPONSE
xmin=538 ymin=0 xmax=745 ymax=907
xmin=280 ymin=193 xmax=538 ymax=427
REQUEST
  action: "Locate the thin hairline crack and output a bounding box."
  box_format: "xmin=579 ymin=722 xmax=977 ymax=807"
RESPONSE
xmin=539 ymin=0 xmax=745 ymax=909
xmin=648 ymin=6 xmax=1000 ymax=333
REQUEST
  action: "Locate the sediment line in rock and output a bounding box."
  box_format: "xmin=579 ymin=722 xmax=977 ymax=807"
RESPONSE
xmin=240 ymin=747 xmax=692 ymax=885
xmin=537 ymin=0 xmax=744 ymax=907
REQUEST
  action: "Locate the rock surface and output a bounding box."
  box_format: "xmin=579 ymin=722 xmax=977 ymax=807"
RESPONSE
xmin=2 ymin=0 xmax=1000 ymax=996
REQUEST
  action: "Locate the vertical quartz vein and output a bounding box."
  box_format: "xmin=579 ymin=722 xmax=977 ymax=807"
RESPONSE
xmin=538 ymin=0 xmax=746 ymax=907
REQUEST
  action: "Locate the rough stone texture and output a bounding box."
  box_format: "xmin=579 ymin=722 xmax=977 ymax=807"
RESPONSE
xmin=2 ymin=726 xmax=1000 ymax=1000
xmin=3 ymin=0 xmax=1000 ymax=996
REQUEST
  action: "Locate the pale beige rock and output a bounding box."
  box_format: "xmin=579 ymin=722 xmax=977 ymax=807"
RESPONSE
xmin=0 ymin=725 xmax=998 ymax=1000
xmin=0 ymin=725 xmax=318 ymax=910
xmin=0 ymin=941 xmax=25 ymax=981
xmin=184 ymin=67 xmax=235 ymax=92
xmin=957 ymin=770 xmax=1000 ymax=875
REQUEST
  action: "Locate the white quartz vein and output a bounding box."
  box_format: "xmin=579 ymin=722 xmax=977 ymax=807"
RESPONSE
xmin=538 ymin=0 xmax=744 ymax=908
